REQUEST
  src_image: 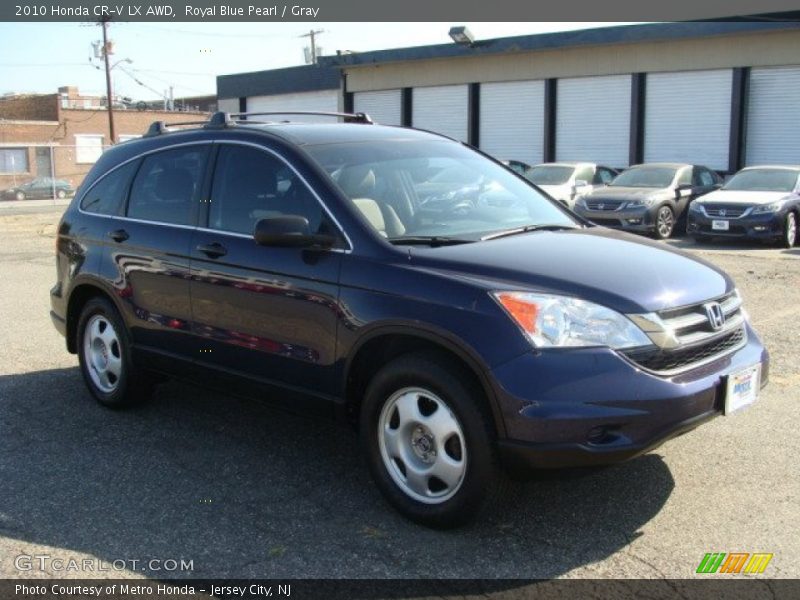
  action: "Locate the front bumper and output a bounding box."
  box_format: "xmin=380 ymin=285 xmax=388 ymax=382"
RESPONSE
xmin=490 ymin=322 xmax=768 ymax=473
xmin=687 ymin=210 xmax=784 ymax=239
xmin=574 ymin=205 xmax=656 ymax=233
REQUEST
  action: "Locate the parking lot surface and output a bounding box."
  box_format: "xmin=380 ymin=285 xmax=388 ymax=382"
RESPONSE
xmin=1 ymin=206 xmax=798 ymax=580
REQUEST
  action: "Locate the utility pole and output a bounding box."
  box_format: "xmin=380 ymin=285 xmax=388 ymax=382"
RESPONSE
xmin=100 ymin=17 xmax=116 ymax=144
xmin=300 ymin=29 xmax=324 ymax=64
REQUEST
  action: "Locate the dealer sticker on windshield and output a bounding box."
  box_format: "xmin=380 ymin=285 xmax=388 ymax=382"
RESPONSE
xmin=725 ymin=363 xmax=761 ymax=415
xmin=712 ymin=220 xmax=730 ymax=231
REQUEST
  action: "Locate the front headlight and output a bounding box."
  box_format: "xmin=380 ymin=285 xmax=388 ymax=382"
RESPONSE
xmin=752 ymin=201 xmax=785 ymax=214
xmin=625 ymin=198 xmax=655 ymax=208
xmin=493 ymin=292 xmax=652 ymax=349
xmin=575 ymin=196 xmax=588 ymax=209
xmin=689 ymin=202 xmax=704 ymax=213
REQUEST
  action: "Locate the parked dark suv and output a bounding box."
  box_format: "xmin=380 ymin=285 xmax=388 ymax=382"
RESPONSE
xmin=50 ymin=112 xmax=768 ymax=527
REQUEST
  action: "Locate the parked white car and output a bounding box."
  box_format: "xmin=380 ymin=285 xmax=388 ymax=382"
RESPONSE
xmin=511 ymin=162 xmax=619 ymax=208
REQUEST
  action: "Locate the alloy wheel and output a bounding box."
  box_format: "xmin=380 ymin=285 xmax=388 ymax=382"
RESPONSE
xmin=656 ymin=206 xmax=674 ymax=238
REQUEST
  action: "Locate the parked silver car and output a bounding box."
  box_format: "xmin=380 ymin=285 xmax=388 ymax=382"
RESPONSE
xmin=511 ymin=162 xmax=618 ymax=209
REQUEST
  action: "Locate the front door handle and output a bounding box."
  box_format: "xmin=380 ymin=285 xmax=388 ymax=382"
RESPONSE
xmin=196 ymin=242 xmax=227 ymax=259
xmin=108 ymin=229 xmax=129 ymax=243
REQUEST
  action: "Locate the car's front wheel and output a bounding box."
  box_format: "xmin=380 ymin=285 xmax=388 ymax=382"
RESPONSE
xmin=654 ymin=205 xmax=675 ymax=239
xmin=77 ymin=297 xmax=153 ymax=408
xmin=14 ymin=191 xmax=25 ymax=201
xmin=56 ymin=189 xmax=67 ymax=199
xmin=360 ymin=352 xmax=500 ymax=528
xmin=781 ymin=211 xmax=797 ymax=249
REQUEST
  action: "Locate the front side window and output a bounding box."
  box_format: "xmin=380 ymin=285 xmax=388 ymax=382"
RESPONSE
xmin=80 ymin=160 xmax=139 ymax=216
xmin=208 ymin=145 xmax=327 ymax=236
xmin=595 ymin=168 xmax=616 ymax=185
xmin=305 ymin=140 xmax=576 ymax=241
xmin=611 ymin=167 xmax=679 ymax=189
xmin=127 ymin=145 xmax=208 ymax=226
xmin=723 ymin=169 xmax=800 ymax=192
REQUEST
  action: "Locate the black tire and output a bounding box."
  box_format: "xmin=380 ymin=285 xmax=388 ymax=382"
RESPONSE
xmin=653 ymin=205 xmax=675 ymax=240
xmin=781 ymin=211 xmax=797 ymax=249
xmin=76 ymin=297 xmax=154 ymax=408
xmin=15 ymin=191 xmax=25 ymax=201
xmin=360 ymin=351 xmax=501 ymax=528
xmin=56 ymin=189 xmax=67 ymax=199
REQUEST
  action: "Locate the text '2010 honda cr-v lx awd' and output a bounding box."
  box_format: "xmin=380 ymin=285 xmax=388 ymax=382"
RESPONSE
xmin=50 ymin=111 xmax=769 ymax=527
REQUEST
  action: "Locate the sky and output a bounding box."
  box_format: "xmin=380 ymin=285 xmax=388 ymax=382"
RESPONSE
xmin=0 ymin=22 xmax=638 ymax=101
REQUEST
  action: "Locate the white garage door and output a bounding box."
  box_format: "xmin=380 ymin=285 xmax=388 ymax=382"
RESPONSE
xmin=746 ymin=66 xmax=800 ymax=166
xmin=354 ymin=90 xmax=402 ymax=126
xmin=480 ymin=81 xmax=544 ymax=164
xmin=645 ymin=69 xmax=732 ymax=170
xmin=247 ymin=90 xmax=339 ymax=121
xmin=556 ymin=75 xmax=631 ymax=167
xmin=412 ymin=85 xmax=469 ymax=142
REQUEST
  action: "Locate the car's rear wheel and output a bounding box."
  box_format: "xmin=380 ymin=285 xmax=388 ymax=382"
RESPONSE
xmin=15 ymin=191 xmax=25 ymax=201
xmin=56 ymin=189 xmax=66 ymax=199
xmin=781 ymin=211 xmax=797 ymax=249
xmin=360 ymin=352 xmax=500 ymax=528
xmin=654 ymin=205 xmax=675 ymax=239
xmin=77 ymin=297 xmax=153 ymax=408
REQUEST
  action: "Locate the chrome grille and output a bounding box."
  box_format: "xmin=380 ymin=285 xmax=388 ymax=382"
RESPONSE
xmin=623 ymin=328 xmax=745 ymax=373
xmin=585 ymin=199 xmax=624 ymax=211
xmin=703 ymin=204 xmax=749 ymax=218
xmin=625 ymin=291 xmax=747 ymax=375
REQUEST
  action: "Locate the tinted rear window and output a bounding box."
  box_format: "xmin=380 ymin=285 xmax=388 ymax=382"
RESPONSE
xmin=80 ymin=160 xmax=139 ymax=216
xmin=127 ymin=146 xmax=208 ymax=226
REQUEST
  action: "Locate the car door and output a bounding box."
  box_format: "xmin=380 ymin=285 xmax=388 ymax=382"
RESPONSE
xmin=104 ymin=143 xmax=211 ymax=366
xmin=189 ymin=142 xmax=345 ymax=399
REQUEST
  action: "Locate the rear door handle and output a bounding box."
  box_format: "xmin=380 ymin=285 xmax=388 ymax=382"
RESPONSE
xmin=196 ymin=242 xmax=227 ymax=259
xmin=108 ymin=229 xmax=129 ymax=243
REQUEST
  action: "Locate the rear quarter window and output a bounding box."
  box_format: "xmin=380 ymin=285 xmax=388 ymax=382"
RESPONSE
xmin=80 ymin=160 xmax=140 ymax=216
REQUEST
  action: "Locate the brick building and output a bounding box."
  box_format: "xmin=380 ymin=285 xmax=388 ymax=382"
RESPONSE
xmin=0 ymin=86 xmax=209 ymax=194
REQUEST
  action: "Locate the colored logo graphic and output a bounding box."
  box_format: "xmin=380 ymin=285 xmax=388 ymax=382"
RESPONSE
xmin=696 ymin=552 xmax=773 ymax=574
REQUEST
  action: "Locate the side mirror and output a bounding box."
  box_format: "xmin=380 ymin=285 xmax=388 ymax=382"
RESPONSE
xmin=675 ymin=183 xmax=693 ymax=198
xmin=254 ymin=216 xmax=335 ymax=249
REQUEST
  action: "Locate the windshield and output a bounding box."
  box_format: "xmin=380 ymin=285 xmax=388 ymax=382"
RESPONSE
xmin=305 ymin=140 xmax=577 ymax=242
xmin=524 ymin=165 xmax=574 ymax=185
xmin=610 ymin=167 xmax=677 ymax=188
xmin=723 ymin=169 xmax=799 ymax=192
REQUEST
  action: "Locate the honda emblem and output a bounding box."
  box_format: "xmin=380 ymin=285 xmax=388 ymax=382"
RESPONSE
xmin=704 ymin=302 xmax=726 ymax=331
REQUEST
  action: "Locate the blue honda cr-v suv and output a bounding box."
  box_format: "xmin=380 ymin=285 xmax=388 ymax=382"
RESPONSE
xmin=50 ymin=111 xmax=768 ymax=527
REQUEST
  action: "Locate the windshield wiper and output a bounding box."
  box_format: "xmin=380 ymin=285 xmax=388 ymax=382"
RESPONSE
xmin=481 ymin=224 xmax=581 ymax=241
xmin=387 ymin=235 xmax=474 ymax=247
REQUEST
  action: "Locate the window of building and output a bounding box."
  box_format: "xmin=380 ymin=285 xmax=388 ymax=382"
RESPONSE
xmin=127 ymin=145 xmax=208 ymax=226
xmin=80 ymin=160 xmax=139 ymax=216
xmin=208 ymin=145 xmax=325 ymax=236
xmin=75 ymin=134 xmax=105 ymax=164
xmin=0 ymin=148 xmax=29 ymax=173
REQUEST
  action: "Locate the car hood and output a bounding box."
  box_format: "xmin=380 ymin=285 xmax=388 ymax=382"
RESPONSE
xmin=410 ymin=227 xmax=731 ymax=314
xmin=697 ymin=189 xmax=791 ymax=205
xmin=585 ymin=186 xmax=670 ymax=201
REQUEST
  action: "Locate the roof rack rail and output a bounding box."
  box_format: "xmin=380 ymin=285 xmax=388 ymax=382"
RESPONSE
xmin=144 ymin=110 xmax=374 ymax=138
xmin=227 ymin=110 xmax=374 ymax=124
xmin=144 ymin=118 xmax=219 ymax=137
